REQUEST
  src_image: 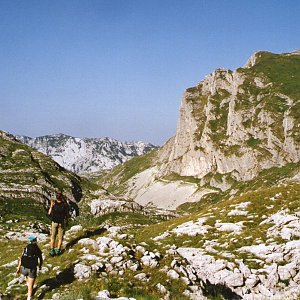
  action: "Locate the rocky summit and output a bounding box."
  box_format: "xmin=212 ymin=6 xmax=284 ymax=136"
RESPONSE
xmin=17 ymin=133 xmax=157 ymax=175
xmin=1 ymin=50 xmax=300 ymax=300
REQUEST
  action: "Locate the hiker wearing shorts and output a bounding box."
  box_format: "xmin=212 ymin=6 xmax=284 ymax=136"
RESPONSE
xmin=16 ymin=235 xmax=43 ymax=300
xmin=48 ymin=192 xmax=68 ymax=256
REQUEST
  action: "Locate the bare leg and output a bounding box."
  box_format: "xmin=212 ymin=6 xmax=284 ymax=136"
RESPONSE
xmin=27 ymin=277 xmax=35 ymax=299
xmin=50 ymin=238 xmax=55 ymax=249
xmin=57 ymin=238 xmax=63 ymax=250
xmin=50 ymin=222 xmax=58 ymax=250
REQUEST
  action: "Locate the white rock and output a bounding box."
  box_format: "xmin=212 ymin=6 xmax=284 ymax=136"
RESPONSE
xmin=78 ymin=238 xmax=98 ymax=250
xmin=238 ymin=243 xmax=279 ymax=260
xmin=81 ymin=254 xmax=100 ymax=261
xmin=4 ymin=231 xmax=48 ymax=242
xmin=167 ymin=269 xmax=180 ymax=280
xmin=245 ymin=274 xmax=259 ymax=289
xmin=215 ymin=221 xmax=244 ymax=234
xmin=8 ymin=277 xmax=19 ymax=287
xmin=52 ymin=293 xmax=61 ymax=300
xmin=156 ymin=283 xmax=167 ymax=294
xmin=180 ymin=276 xmax=190 ymax=285
xmin=2 ymin=259 xmax=18 ymax=267
xmin=227 ymin=209 xmax=248 ymax=216
xmin=96 ymin=290 xmax=110 ymax=299
xmin=110 ymin=256 xmax=123 ymax=264
xmin=74 ymin=263 xmax=92 ymax=280
xmin=107 ymin=226 xmax=122 ymax=234
xmin=114 ymin=244 xmax=126 ymax=255
xmin=257 ymin=283 xmax=273 ymax=297
xmin=68 ymin=225 xmax=83 ymax=232
xmin=39 ymin=266 xmax=49 ymax=274
xmin=135 ymin=245 xmax=146 ymax=254
xmin=80 ymin=247 xmax=90 ymax=254
xmin=129 ymin=263 xmax=139 ymax=271
xmin=134 ymin=273 xmax=148 ymax=281
xmin=90 ymin=199 xmax=143 ymax=216
xmin=140 ymin=255 xmax=158 ymax=268
xmin=172 ymin=218 xmax=210 ymax=236
xmin=153 ymin=232 xmax=170 ymax=241
xmin=92 ymin=262 xmax=104 ymax=271
xmin=278 ymin=263 xmax=297 ymax=281
xmin=105 ymin=263 xmax=113 ymax=273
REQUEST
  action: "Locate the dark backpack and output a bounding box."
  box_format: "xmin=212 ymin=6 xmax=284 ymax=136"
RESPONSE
xmin=50 ymin=202 xmax=67 ymax=223
xmin=21 ymin=244 xmax=39 ymax=269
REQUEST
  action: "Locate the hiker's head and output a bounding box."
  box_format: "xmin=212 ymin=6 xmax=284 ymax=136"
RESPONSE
xmin=56 ymin=192 xmax=63 ymax=202
xmin=28 ymin=235 xmax=37 ymax=243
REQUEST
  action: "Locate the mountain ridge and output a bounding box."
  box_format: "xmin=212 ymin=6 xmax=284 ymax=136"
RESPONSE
xmin=17 ymin=133 xmax=158 ymax=175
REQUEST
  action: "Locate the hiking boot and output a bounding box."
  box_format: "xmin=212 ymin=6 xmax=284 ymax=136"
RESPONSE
xmin=49 ymin=248 xmax=56 ymax=256
xmin=55 ymin=248 xmax=62 ymax=256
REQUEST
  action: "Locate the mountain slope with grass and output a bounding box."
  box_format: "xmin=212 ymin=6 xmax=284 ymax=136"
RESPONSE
xmin=2 ymin=163 xmax=300 ymax=299
xmin=100 ymin=50 xmax=300 ymax=210
xmin=0 ymin=130 xmax=84 ymax=221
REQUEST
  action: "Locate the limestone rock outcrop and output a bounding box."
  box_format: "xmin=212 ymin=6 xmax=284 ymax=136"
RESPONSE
xmin=119 ymin=51 xmax=300 ymax=209
xmin=159 ymin=51 xmax=300 ymax=182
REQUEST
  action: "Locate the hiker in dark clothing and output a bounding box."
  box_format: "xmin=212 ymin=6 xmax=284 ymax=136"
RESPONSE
xmin=48 ymin=192 xmax=68 ymax=256
xmin=16 ymin=235 xmax=43 ymax=300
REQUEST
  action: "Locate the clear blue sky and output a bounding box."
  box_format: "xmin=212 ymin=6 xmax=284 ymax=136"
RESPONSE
xmin=1 ymin=0 xmax=299 ymax=145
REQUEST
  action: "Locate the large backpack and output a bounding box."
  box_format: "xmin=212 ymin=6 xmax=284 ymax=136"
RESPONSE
xmin=50 ymin=202 xmax=67 ymax=223
xmin=21 ymin=244 xmax=39 ymax=269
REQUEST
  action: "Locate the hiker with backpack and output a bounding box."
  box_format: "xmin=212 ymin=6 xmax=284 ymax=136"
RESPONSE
xmin=16 ymin=235 xmax=43 ymax=300
xmin=48 ymin=192 xmax=69 ymax=256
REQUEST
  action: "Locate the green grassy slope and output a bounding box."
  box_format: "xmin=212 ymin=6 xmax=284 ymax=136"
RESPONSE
xmin=0 ymin=131 xmax=83 ymax=222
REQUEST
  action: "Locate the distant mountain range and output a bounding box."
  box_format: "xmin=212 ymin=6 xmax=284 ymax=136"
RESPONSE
xmin=16 ymin=133 xmax=157 ymax=174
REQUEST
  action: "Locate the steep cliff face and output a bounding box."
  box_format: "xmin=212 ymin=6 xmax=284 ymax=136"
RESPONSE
xmin=159 ymin=51 xmax=300 ymax=185
xmin=102 ymin=51 xmax=300 ymax=209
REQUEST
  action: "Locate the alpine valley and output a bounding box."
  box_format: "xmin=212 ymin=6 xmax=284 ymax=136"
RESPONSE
xmin=1 ymin=50 xmax=300 ymax=300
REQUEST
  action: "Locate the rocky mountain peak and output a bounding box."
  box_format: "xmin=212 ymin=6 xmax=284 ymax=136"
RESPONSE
xmin=0 ymin=130 xmax=18 ymax=142
xmin=292 ymin=49 xmax=300 ymax=55
xmin=244 ymin=51 xmax=269 ymax=68
xmin=160 ymin=50 xmax=300 ymax=184
xmin=17 ymin=134 xmax=157 ymax=174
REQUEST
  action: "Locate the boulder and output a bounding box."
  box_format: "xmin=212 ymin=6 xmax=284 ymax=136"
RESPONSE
xmin=74 ymin=263 xmax=92 ymax=280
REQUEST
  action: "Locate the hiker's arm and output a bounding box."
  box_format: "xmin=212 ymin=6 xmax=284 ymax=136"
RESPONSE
xmin=39 ymin=254 xmax=43 ymax=269
xmin=48 ymin=200 xmax=55 ymax=215
xmin=36 ymin=247 xmax=43 ymax=269
xmin=16 ymin=255 xmax=22 ymax=274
